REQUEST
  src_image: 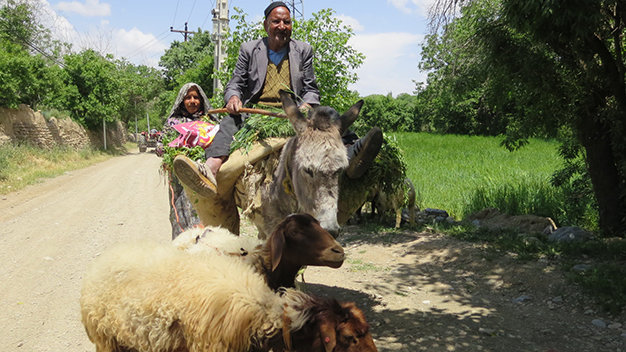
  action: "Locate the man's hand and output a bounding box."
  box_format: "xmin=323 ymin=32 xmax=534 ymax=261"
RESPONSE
xmin=226 ymin=96 xmax=243 ymax=114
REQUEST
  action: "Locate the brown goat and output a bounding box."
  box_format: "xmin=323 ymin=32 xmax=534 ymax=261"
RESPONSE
xmin=263 ymin=296 xmax=378 ymax=352
xmin=254 ymin=213 xmax=345 ymax=289
xmin=176 ymin=213 xmax=345 ymax=290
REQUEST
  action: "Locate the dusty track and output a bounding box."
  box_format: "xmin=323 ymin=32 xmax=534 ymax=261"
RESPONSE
xmin=0 ymin=150 xmax=170 ymax=351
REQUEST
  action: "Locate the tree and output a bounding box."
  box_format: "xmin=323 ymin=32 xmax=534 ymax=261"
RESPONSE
xmin=115 ymin=59 xmax=165 ymax=128
xmin=0 ymin=0 xmax=65 ymax=109
xmin=159 ymin=29 xmax=215 ymax=94
xmin=58 ymin=50 xmax=122 ymax=129
xmin=357 ymin=93 xmax=419 ymax=134
xmin=293 ymin=8 xmax=364 ymax=110
xmin=426 ymin=0 xmax=626 ymax=236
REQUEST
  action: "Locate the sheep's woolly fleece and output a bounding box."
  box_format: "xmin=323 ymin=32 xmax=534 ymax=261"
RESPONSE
xmin=172 ymin=225 xmax=262 ymax=260
xmin=80 ymin=241 xmax=309 ymax=352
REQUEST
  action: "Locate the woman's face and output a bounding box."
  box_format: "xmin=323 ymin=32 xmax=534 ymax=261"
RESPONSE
xmin=183 ymin=87 xmax=202 ymax=114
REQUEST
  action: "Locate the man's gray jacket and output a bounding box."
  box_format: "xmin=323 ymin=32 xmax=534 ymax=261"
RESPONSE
xmin=223 ymin=37 xmax=320 ymax=107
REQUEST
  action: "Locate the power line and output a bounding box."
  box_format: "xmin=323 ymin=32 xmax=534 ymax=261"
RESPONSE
xmin=171 ymin=0 xmax=181 ymax=27
xmin=186 ymin=0 xmax=197 ymax=23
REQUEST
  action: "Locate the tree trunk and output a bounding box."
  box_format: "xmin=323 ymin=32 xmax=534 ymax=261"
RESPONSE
xmin=578 ymin=115 xmax=626 ymax=237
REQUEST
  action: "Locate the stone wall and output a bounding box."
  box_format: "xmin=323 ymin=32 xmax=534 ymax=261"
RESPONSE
xmin=0 ymin=104 xmax=127 ymax=149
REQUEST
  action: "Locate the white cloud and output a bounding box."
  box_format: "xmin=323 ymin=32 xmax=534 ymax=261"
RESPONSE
xmin=54 ymin=0 xmax=111 ymax=17
xmin=334 ymin=14 xmax=364 ymax=32
xmin=388 ymin=0 xmax=436 ymax=17
xmin=111 ymin=27 xmax=168 ymax=66
xmin=349 ymin=32 xmax=425 ymax=96
xmin=27 ymin=0 xmax=80 ymax=45
xmin=388 ymin=0 xmax=412 ymax=14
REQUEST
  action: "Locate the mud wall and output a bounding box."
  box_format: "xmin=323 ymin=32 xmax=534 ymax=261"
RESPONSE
xmin=0 ymin=104 xmax=126 ymax=149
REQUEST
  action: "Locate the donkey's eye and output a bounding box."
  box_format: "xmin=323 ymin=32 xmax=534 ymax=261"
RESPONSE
xmin=304 ymin=168 xmax=314 ymax=177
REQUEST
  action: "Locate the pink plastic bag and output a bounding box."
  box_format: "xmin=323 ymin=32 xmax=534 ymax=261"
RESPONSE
xmin=168 ymin=121 xmax=219 ymax=149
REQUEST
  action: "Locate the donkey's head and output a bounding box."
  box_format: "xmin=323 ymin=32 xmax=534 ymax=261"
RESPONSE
xmin=279 ymin=91 xmax=363 ymax=237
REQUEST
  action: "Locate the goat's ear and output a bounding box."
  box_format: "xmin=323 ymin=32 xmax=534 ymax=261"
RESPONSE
xmin=269 ymin=225 xmax=286 ymax=272
xmin=318 ymin=321 xmax=337 ymax=352
xmin=339 ymin=100 xmax=364 ymax=134
xmin=280 ymin=90 xmax=307 ymax=135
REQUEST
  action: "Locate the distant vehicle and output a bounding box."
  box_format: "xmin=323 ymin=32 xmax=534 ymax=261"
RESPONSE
xmin=138 ymin=130 xmax=162 ymax=153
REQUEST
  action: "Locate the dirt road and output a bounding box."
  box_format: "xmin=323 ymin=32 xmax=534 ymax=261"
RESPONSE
xmin=1 ymin=150 xmax=625 ymax=351
xmin=0 ymin=151 xmax=171 ymax=351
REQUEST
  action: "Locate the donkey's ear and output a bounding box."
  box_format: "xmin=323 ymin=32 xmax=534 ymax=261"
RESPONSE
xmin=280 ymin=90 xmax=307 ymax=134
xmin=339 ymin=100 xmax=364 ymax=134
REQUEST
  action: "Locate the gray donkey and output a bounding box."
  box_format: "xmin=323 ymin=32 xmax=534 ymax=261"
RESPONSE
xmin=186 ymin=91 xmax=363 ymax=239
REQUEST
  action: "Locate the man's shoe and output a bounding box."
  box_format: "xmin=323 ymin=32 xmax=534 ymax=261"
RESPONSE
xmin=346 ymin=127 xmax=383 ymax=179
xmin=173 ymin=155 xmax=217 ymax=197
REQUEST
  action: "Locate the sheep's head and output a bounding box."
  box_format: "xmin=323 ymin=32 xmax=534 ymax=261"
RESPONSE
xmin=269 ymin=213 xmax=345 ymax=271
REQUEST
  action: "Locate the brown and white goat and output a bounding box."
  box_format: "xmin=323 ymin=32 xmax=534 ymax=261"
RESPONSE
xmin=174 ymin=213 xmax=345 ymax=290
xmin=80 ymin=240 xmax=376 ymax=352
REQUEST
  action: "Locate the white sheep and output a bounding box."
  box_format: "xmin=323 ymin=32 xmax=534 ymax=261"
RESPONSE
xmin=172 ymin=224 xmax=261 ymax=257
xmin=172 ymin=213 xmax=345 ymax=290
xmin=80 ymin=240 xmax=377 ymax=352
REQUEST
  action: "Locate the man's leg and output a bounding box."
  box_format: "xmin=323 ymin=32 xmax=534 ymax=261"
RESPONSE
xmin=173 ymin=114 xmax=243 ymax=197
xmin=345 ymin=127 xmax=383 ymax=179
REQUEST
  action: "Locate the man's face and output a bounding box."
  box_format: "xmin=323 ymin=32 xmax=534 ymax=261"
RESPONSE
xmin=264 ymin=6 xmax=292 ymax=50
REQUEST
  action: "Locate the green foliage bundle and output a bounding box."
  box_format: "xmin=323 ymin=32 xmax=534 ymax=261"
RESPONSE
xmin=229 ymin=112 xmax=295 ymax=153
xmin=158 ymin=116 xmax=216 ymax=172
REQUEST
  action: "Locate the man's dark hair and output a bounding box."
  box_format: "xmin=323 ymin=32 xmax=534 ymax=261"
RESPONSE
xmin=264 ymin=1 xmax=289 ymax=18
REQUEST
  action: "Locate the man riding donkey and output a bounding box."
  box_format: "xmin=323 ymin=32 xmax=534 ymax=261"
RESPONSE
xmin=174 ymin=1 xmax=383 ymax=202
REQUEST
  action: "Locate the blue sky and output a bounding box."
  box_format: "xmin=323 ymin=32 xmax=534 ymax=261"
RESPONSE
xmin=30 ymin=0 xmax=433 ymax=96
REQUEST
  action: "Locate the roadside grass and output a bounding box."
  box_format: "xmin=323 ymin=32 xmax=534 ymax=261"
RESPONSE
xmin=0 ymin=142 xmax=133 ymax=195
xmin=391 ymin=132 xmax=598 ymax=230
xmin=392 ymin=132 xmax=562 ymax=220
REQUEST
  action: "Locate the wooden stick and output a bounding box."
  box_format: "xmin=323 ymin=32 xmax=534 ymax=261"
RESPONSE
xmin=206 ymin=108 xmax=287 ymax=118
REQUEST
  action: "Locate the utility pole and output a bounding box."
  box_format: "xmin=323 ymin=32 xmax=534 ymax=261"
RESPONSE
xmin=170 ymin=22 xmax=194 ymax=41
xmin=212 ymin=0 xmax=229 ymax=92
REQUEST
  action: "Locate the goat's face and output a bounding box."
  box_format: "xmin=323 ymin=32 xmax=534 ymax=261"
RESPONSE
xmin=280 ymin=91 xmax=364 ymax=237
xmin=291 ymin=299 xmax=377 ymax=352
xmin=270 ymin=213 xmax=344 ymax=270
